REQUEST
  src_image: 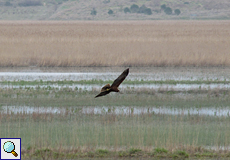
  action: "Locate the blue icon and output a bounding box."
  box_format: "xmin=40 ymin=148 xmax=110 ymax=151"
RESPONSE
xmin=3 ymin=141 xmax=18 ymax=157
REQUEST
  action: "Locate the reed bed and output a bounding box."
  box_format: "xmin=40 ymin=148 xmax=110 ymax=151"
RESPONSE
xmin=0 ymin=21 xmax=230 ymax=67
xmin=1 ymin=111 xmax=230 ymax=159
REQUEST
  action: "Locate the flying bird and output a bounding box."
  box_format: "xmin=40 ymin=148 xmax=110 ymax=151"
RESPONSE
xmin=95 ymin=68 xmax=129 ymax=98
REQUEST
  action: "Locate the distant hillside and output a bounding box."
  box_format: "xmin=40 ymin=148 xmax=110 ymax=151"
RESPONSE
xmin=0 ymin=0 xmax=230 ymax=20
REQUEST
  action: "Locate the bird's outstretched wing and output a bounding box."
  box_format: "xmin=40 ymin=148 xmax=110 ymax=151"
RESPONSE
xmin=111 ymin=68 xmax=129 ymax=88
xmin=95 ymin=90 xmax=111 ymax=98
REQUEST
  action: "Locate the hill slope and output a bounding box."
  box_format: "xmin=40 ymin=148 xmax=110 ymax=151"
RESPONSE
xmin=0 ymin=0 xmax=230 ymax=20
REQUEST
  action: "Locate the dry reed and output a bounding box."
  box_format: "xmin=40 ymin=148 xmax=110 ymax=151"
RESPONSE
xmin=0 ymin=21 xmax=230 ymax=67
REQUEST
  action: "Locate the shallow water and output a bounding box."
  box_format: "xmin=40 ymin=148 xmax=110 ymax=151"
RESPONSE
xmin=1 ymin=106 xmax=229 ymax=117
xmin=0 ymin=67 xmax=230 ymax=81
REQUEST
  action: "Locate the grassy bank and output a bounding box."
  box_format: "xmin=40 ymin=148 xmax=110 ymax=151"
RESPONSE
xmin=22 ymin=147 xmax=230 ymax=159
xmin=1 ymin=21 xmax=230 ymax=67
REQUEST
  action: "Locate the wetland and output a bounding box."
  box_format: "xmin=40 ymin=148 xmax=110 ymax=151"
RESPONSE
xmin=0 ymin=67 xmax=230 ymax=159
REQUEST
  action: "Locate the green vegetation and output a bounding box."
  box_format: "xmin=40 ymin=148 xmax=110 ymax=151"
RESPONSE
xmin=90 ymin=8 xmax=97 ymax=16
xmin=130 ymin=4 xmax=139 ymax=13
xmin=161 ymin=4 xmax=181 ymax=15
xmin=18 ymin=0 xmax=42 ymax=7
xmin=4 ymin=1 xmax=13 ymax=6
xmin=1 ymin=112 xmax=230 ymax=159
xmin=164 ymin=7 xmax=172 ymax=15
xmin=21 ymin=147 xmax=230 ymax=159
xmin=154 ymin=148 xmax=168 ymax=154
xmin=161 ymin=4 xmax=167 ymax=11
xmin=108 ymin=9 xmax=113 ymax=15
xmin=124 ymin=7 xmax=130 ymax=13
xmin=0 ymin=85 xmax=229 ymax=107
xmin=175 ymin=9 xmax=181 ymax=15
xmin=0 ymin=76 xmax=230 ymax=159
xmin=138 ymin=5 xmax=152 ymax=15
xmin=127 ymin=4 xmax=152 ymax=15
xmin=0 ymin=78 xmax=229 ymax=108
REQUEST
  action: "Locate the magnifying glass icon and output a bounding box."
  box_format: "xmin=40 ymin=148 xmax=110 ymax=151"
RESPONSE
xmin=3 ymin=141 xmax=18 ymax=157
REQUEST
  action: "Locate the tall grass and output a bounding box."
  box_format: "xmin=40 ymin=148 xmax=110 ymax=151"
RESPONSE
xmin=0 ymin=21 xmax=230 ymax=67
xmin=1 ymin=112 xmax=230 ymax=151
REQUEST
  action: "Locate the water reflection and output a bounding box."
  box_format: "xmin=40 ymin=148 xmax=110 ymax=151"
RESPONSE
xmin=0 ymin=72 xmax=229 ymax=81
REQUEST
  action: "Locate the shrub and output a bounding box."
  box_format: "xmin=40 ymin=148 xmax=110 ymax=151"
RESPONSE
xmin=5 ymin=1 xmax=12 ymax=6
xmin=130 ymin=4 xmax=139 ymax=13
xmin=174 ymin=9 xmax=181 ymax=15
xmin=138 ymin=5 xmax=152 ymax=15
xmin=144 ymin=8 xmax=152 ymax=15
xmin=164 ymin=7 xmax=172 ymax=15
xmin=174 ymin=150 xmax=189 ymax=158
xmin=161 ymin=4 xmax=166 ymax=10
xmin=138 ymin=5 xmax=148 ymax=13
xmin=96 ymin=149 xmax=109 ymax=154
xmin=18 ymin=0 xmax=42 ymax=7
xmin=129 ymin=148 xmax=142 ymax=154
xmin=154 ymin=148 xmax=168 ymax=154
xmin=103 ymin=0 xmax=110 ymax=4
xmin=91 ymin=8 xmax=97 ymax=15
xmin=108 ymin=9 xmax=113 ymax=15
xmin=124 ymin=7 xmax=131 ymax=13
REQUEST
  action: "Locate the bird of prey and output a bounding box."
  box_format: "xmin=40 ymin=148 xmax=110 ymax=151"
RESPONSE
xmin=95 ymin=68 xmax=129 ymax=98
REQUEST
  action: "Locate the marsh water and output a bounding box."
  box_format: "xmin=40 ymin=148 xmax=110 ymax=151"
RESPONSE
xmin=0 ymin=67 xmax=230 ymax=81
xmin=0 ymin=67 xmax=230 ymax=91
xmin=0 ymin=67 xmax=230 ymax=113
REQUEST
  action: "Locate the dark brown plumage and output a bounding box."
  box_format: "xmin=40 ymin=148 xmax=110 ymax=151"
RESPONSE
xmin=95 ymin=68 xmax=129 ymax=98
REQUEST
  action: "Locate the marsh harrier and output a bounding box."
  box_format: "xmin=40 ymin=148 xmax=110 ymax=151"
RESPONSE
xmin=95 ymin=68 xmax=129 ymax=98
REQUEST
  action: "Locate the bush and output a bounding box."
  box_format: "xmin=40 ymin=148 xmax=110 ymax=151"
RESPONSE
xmin=129 ymin=148 xmax=142 ymax=154
xmin=108 ymin=9 xmax=113 ymax=15
xmin=138 ymin=5 xmax=147 ymax=13
xmin=96 ymin=149 xmax=109 ymax=154
xmin=174 ymin=150 xmax=189 ymax=158
xmin=124 ymin=7 xmax=131 ymax=13
xmin=5 ymin=1 xmax=12 ymax=6
xmin=103 ymin=0 xmax=110 ymax=4
xmin=161 ymin=4 xmax=166 ymax=10
xmin=91 ymin=8 xmax=97 ymax=15
xmin=144 ymin=8 xmax=152 ymax=15
xmin=18 ymin=0 xmax=42 ymax=7
xmin=130 ymin=4 xmax=139 ymax=13
xmin=139 ymin=5 xmax=152 ymax=15
xmin=174 ymin=9 xmax=181 ymax=15
xmin=154 ymin=148 xmax=168 ymax=154
xmin=164 ymin=7 xmax=172 ymax=15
